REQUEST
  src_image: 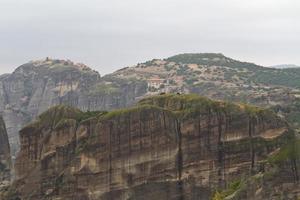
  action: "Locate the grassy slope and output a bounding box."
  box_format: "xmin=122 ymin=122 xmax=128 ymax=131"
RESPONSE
xmin=166 ymin=53 xmax=300 ymax=88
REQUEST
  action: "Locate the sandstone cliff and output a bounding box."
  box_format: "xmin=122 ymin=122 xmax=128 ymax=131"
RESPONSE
xmin=0 ymin=115 xmax=11 ymax=187
xmin=8 ymin=94 xmax=299 ymax=199
xmin=0 ymin=59 xmax=147 ymax=155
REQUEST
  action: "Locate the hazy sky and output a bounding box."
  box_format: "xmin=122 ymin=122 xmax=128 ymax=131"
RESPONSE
xmin=0 ymin=0 xmax=299 ymax=75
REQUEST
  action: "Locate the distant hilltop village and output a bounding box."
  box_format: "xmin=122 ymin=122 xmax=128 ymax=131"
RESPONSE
xmin=147 ymin=78 xmax=184 ymax=94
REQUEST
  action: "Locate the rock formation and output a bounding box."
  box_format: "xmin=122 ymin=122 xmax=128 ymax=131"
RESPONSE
xmin=1 ymin=55 xmax=300 ymax=157
xmin=0 ymin=59 xmax=147 ymax=155
xmin=0 ymin=115 xmax=11 ymax=186
xmin=9 ymin=94 xmax=299 ymax=199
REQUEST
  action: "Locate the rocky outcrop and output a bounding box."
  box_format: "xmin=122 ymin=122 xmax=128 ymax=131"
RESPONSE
xmin=0 ymin=115 xmax=11 ymax=186
xmin=0 ymin=59 xmax=147 ymax=155
xmin=1 ymin=54 xmax=300 ymax=157
xmin=11 ymin=94 xmax=298 ymax=199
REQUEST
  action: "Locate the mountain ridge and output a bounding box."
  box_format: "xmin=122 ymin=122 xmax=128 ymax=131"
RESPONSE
xmin=0 ymin=54 xmax=300 ymax=156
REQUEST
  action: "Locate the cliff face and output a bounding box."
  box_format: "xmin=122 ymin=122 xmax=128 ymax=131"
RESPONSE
xmin=0 ymin=115 xmax=11 ymax=186
xmin=12 ymin=94 xmax=299 ymax=200
xmin=0 ymin=59 xmax=147 ymax=155
xmin=2 ymin=55 xmax=300 ymax=157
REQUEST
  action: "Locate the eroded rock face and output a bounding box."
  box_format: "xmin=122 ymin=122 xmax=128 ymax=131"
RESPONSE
xmin=0 ymin=115 xmax=11 ymax=186
xmin=0 ymin=59 xmax=147 ymax=155
xmin=12 ymin=94 xmax=299 ymax=199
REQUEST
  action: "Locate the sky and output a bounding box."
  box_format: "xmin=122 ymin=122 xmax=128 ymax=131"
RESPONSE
xmin=0 ymin=0 xmax=299 ymax=75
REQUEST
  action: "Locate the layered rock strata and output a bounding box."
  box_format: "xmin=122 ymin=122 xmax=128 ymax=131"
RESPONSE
xmin=10 ymin=94 xmax=298 ymax=199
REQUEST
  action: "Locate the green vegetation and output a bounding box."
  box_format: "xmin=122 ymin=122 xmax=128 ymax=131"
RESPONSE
xmin=100 ymin=105 xmax=166 ymax=120
xmin=69 ymin=93 xmax=276 ymax=126
xmin=240 ymin=103 xmax=272 ymax=117
xmin=223 ymin=69 xmax=236 ymax=80
xmin=176 ymin=65 xmax=190 ymax=76
xmin=166 ymin=53 xmax=300 ymax=88
xmin=139 ymin=94 xmax=216 ymax=110
xmin=36 ymin=105 xmax=82 ymax=129
xmin=23 ymin=94 xmax=277 ymax=134
xmin=77 ymin=110 xmax=107 ymax=122
xmin=269 ymin=137 xmax=300 ymax=164
xmin=184 ymin=77 xmax=198 ymax=85
xmin=253 ymin=68 xmax=300 ymax=88
xmin=143 ymin=59 xmax=158 ymax=66
xmin=166 ymin=53 xmax=262 ymax=70
xmin=54 ymin=119 xmax=77 ymax=130
xmin=138 ymin=93 xmax=243 ymax=119
xmin=212 ymin=179 xmax=245 ymax=200
xmin=164 ymin=65 xmax=174 ymax=71
xmin=21 ymin=105 xmax=106 ymax=132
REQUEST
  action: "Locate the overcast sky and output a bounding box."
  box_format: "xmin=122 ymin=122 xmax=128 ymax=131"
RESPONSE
xmin=0 ymin=0 xmax=299 ymax=75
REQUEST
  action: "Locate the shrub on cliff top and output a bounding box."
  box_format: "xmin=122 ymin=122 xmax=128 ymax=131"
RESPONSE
xmin=21 ymin=105 xmax=106 ymax=133
xmin=138 ymin=93 xmax=240 ymax=118
xmin=38 ymin=105 xmax=82 ymax=128
xmin=21 ymin=94 xmax=278 ymax=134
xmin=99 ymin=105 xmax=166 ymax=121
